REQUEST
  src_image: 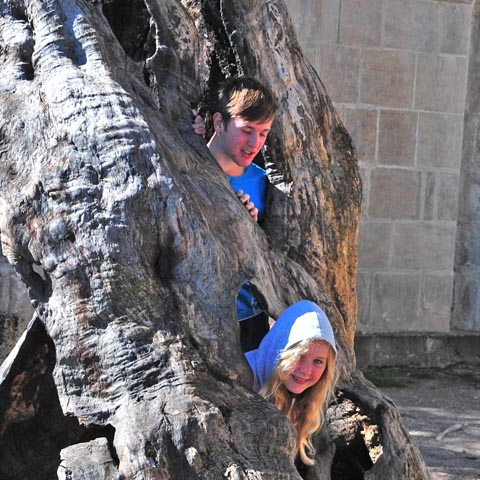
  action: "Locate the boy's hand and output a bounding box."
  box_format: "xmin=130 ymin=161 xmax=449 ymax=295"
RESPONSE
xmin=236 ymin=190 xmax=258 ymax=222
xmin=192 ymin=109 xmax=206 ymax=138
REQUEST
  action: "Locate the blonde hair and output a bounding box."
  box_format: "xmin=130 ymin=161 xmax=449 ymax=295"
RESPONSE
xmin=259 ymin=340 xmax=338 ymax=465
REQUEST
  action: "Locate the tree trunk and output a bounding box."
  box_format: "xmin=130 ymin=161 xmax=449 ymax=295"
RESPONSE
xmin=0 ymin=0 xmax=430 ymax=479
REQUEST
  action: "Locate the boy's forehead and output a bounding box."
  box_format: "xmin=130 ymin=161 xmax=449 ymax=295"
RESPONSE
xmin=233 ymin=116 xmax=274 ymax=129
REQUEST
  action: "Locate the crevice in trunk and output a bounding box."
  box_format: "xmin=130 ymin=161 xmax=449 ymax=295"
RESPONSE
xmin=102 ymin=0 xmax=153 ymax=62
xmin=327 ymin=389 xmax=382 ymax=479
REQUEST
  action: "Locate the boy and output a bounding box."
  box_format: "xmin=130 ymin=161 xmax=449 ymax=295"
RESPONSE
xmin=193 ymin=77 xmax=277 ymax=351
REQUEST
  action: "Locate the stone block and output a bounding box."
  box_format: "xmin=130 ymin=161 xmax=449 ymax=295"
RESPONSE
xmin=356 ymin=270 xmax=371 ymax=332
xmin=439 ymin=3 xmax=471 ymax=55
xmin=355 ymin=333 xmax=480 ymax=368
xmin=368 ymin=168 xmax=421 ymax=219
xmin=370 ymin=272 xmax=421 ymax=332
xmin=437 ymin=172 xmax=459 ymax=221
xmin=378 ymin=110 xmax=417 ymax=167
xmin=415 ymin=54 xmax=467 ymax=113
xmin=423 ymin=172 xmax=460 ymax=222
xmin=355 ymin=334 xmax=429 ymax=367
xmin=316 ymin=44 xmax=361 ymax=104
xmin=359 ymin=166 xmax=370 ymax=218
xmin=360 ymin=50 xmax=415 ymax=108
xmin=423 ymin=172 xmax=435 ymax=221
xmin=344 ymin=108 xmax=378 ymax=165
xmin=420 ymin=273 xmax=453 ymax=332
xmin=417 ymin=113 xmax=463 ymax=169
xmin=339 ymin=0 xmax=382 ymax=47
xmin=383 ymin=0 xmax=437 ymax=52
xmin=392 ymin=223 xmax=456 ymax=270
xmin=286 ymin=0 xmax=341 ymax=45
xmin=357 ymin=221 xmax=392 ymax=268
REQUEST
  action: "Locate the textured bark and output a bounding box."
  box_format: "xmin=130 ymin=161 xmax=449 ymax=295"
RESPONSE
xmin=0 ymin=0 xmax=429 ymax=479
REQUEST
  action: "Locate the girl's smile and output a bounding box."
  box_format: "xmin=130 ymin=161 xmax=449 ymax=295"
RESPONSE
xmin=283 ymin=341 xmax=330 ymax=394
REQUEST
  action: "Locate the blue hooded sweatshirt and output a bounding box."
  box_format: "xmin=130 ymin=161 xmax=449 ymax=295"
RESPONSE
xmin=245 ymin=300 xmax=337 ymax=392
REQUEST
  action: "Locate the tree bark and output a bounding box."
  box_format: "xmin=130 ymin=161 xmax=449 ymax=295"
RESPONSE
xmin=0 ymin=0 xmax=430 ymax=479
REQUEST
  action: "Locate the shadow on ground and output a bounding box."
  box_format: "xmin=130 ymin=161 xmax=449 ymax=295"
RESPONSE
xmin=364 ymin=365 xmax=480 ymax=480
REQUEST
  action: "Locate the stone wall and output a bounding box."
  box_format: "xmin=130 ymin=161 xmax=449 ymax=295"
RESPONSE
xmin=286 ymin=0 xmax=474 ymax=334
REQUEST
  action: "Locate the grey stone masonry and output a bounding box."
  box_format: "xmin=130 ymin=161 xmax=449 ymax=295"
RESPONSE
xmin=415 ymin=54 xmax=467 ymax=113
xmin=339 ymin=0 xmax=383 ymax=47
xmin=417 ymin=113 xmax=463 ymax=169
xmin=383 ymin=0 xmax=437 ymax=52
xmin=368 ymin=168 xmax=421 ymax=220
xmin=285 ymin=0 xmax=474 ymax=336
xmin=355 ymin=332 xmax=480 ymax=369
xmin=360 ymin=50 xmax=415 ymax=108
xmin=316 ymin=44 xmax=361 ymax=103
xmin=377 ymin=110 xmax=417 ymax=167
xmin=344 ymin=108 xmax=378 ymax=165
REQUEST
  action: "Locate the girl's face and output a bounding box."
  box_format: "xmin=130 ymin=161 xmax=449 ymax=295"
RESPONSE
xmin=283 ymin=341 xmax=330 ymax=395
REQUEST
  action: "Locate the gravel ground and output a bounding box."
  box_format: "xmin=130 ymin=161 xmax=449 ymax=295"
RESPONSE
xmin=364 ymin=365 xmax=480 ymax=480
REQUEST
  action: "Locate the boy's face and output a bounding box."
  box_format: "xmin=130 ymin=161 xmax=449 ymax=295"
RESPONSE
xmin=214 ymin=113 xmax=274 ymax=171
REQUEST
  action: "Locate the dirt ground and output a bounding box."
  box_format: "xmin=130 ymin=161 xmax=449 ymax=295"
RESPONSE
xmin=364 ymin=365 xmax=480 ymax=480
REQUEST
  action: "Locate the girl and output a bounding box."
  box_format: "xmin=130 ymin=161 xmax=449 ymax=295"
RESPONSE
xmin=245 ymin=300 xmax=338 ymax=465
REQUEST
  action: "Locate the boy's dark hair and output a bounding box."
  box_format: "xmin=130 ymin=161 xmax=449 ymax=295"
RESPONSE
xmin=215 ymin=77 xmax=277 ymax=125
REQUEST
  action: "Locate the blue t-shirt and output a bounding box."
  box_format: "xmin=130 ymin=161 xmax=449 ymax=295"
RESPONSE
xmin=228 ymin=162 xmax=268 ymax=222
xmin=228 ymin=163 xmax=268 ymax=321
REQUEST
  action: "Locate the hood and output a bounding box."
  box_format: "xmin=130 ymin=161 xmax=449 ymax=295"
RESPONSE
xmin=245 ymin=300 xmax=336 ymax=392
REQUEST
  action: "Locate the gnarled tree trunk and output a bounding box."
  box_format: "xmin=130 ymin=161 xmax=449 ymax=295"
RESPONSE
xmin=0 ymin=0 xmax=430 ymax=479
